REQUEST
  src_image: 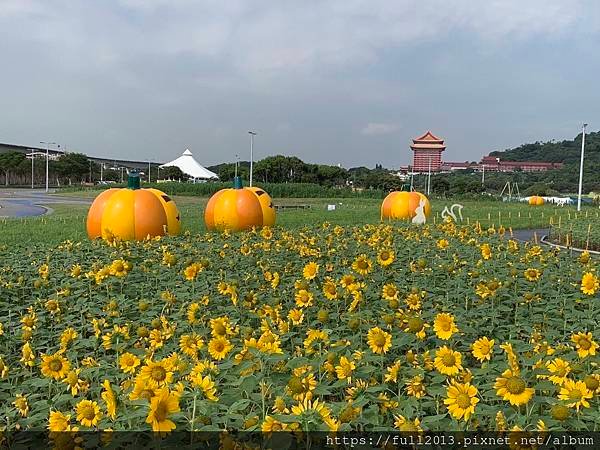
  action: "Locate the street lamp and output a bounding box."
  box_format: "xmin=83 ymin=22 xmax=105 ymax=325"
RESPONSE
xmin=577 ymin=123 xmax=588 ymax=212
xmin=40 ymin=141 xmax=56 ymax=193
xmin=248 ymin=131 xmax=257 ymax=187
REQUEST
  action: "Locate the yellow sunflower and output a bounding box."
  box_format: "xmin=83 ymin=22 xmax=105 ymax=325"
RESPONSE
xmin=352 ymin=254 xmax=373 ymax=276
xmin=40 ymin=353 xmax=71 ymax=380
xmin=480 ymin=243 xmax=492 ymax=260
xmin=102 ymin=380 xmax=117 ymax=420
xmin=335 ymin=356 xmax=355 ymax=383
xmin=208 ymin=336 xmax=233 ymax=360
xmin=75 ymin=400 xmax=102 ymax=427
xmin=261 ymin=416 xmax=287 ymax=432
xmin=119 ymin=352 xmax=141 ymax=374
xmin=191 ymin=374 xmax=218 ymax=401
xmin=581 ymin=272 xmax=599 ymax=295
xmin=434 ymin=346 xmax=463 ymax=376
xmin=322 ymin=279 xmax=338 ymax=300
xmin=146 ymin=387 xmax=180 ymax=432
xmin=48 ymin=410 xmax=74 ymax=432
xmin=367 ymin=327 xmax=392 ymax=354
xmin=384 ymin=360 xmax=401 ymax=383
xmin=571 ymin=332 xmax=598 ymax=358
xmin=494 ymin=369 xmax=534 ymax=406
xmin=405 ymin=375 xmax=426 ymax=398
xmin=129 ymin=377 xmax=157 ymax=401
xmin=471 ymin=337 xmax=495 ymax=363
xmin=393 ymin=415 xmax=422 ymax=432
xmin=546 ymin=358 xmax=571 ymax=386
xmin=13 ymin=394 xmax=29 ymax=417
xmin=523 ymin=268 xmax=542 ymax=282
xmin=377 ymin=249 xmax=395 ymax=267
xmin=302 ymin=262 xmax=319 ymax=281
xmin=295 ymin=289 xmax=314 ymax=308
xmin=558 ymin=379 xmax=593 ymax=411
xmin=139 ymin=360 xmax=174 ymax=387
xmin=433 ymin=313 xmax=458 ymax=340
xmin=444 ymin=381 xmax=479 ymax=421
xmin=381 ymin=283 xmax=399 ymax=301
xmin=583 ymin=374 xmax=600 ymax=394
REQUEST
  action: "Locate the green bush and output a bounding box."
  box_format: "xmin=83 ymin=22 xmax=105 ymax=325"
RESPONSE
xmin=61 ymin=182 xmax=386 ymax=199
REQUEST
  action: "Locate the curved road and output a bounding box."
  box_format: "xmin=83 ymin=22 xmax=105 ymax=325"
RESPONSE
xmin=0 ymin=189 xmax=91 ymax=218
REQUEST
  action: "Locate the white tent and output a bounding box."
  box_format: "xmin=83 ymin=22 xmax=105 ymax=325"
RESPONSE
xmin=159 ymin=149 xmax=219 ymax=180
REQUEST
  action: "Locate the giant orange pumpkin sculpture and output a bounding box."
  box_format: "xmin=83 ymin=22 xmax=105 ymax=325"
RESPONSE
xmin=245 ymin=186 xmax=276 ymax=227
xmin=381 ymin=191 xmax=431 ymax=221
xmin=204 ymin=178 xmax=268 ymax=231
xmin=528 ymin=195 xmax=544 ymax=206
xmin=87 ymin=174 xmax=181 ymax=240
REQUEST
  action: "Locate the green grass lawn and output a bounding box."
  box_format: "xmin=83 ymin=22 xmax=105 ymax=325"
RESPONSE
xmin=0 ymin=191 xmax=597 ymax=248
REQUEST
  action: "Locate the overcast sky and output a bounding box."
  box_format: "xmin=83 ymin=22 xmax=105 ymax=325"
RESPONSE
xmin=1 ymin=0 xmax=598 ymax=168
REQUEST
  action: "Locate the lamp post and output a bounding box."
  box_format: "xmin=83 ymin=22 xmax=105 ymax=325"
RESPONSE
xmin=30 ymin=151 xmax=34 ymax=189
xmin=577 ymin=123 xmax=588 ymax=212
xmin=248 ymin=131 xmax=257 ymax=187
xmin=40 ymin=141 xmax=56 ymax=193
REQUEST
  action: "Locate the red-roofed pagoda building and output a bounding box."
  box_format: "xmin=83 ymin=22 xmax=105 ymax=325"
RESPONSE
xmin=410 ymin=131 xmax=446 ymax=173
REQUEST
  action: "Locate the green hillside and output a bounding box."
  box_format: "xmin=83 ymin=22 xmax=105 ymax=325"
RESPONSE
xmin=489 ymin=130 xmax=600 ymax=164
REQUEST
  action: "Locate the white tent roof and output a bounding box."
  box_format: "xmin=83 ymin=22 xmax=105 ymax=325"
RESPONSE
xmin=159 ymin=149 xmax=219 ymax=179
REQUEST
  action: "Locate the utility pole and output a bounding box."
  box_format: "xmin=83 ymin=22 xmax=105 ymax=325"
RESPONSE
xmin=577 ymin=123 xmax=588 ymax=212
xmin=40 ymin=141 xmax=56 ymax=193
xmin=481 ymin=163 xmax=485 ymax=185
xmin=248 ymin=131 xmax=257 ymax=187
xmin=148 ymin=161 xmax=151 ymax=183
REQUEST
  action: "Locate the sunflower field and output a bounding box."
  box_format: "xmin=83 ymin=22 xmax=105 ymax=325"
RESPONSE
xmin=0 ymin=219 xmax=598 ymax=435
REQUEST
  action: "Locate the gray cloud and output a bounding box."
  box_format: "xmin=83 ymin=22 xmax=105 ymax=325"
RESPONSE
xmin=0 ymin=0 xmax=598 ymax=168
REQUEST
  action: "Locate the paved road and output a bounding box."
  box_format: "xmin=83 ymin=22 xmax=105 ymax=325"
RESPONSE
xmin=511 ymin=228 xmax=550 ymax=243
xmin=0 ymin=189 xmax=91 ymax=218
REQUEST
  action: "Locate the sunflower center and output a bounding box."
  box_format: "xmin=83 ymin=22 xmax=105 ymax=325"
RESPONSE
xmin=579 ymin=339 xmax=591 ymax=350
xmin=271 ymin=422 xmax=283 ymax=431
xmin=82 ymin=405 xmax=96 ymax=420
xmin=154 ymin=402 xmax=168 ymax=422
xmin=568 ymin=389 xmax=582 ymax=401
xmin=373 ymin=334 xmax=386 ymax=347
xmin=456 ymin=393 xmax=472 ymax=409
xmin=288 ymin=377 xmax=304 ymax=394
xmin=584 ymin=376 xmax=599 ymax=391
xmin=440 ymin=321 xmax=451 ymax=331
xmin=407 ymin=318 xmax=424 ymax=333
xmin=213 ymin=323 xmax=226 ymax=336
xmin=556 ymin=366 xmax=568 ymax=377
xmin=49 ymin=359 xmax=63 ymax=372
xmin=358 ymin=261 xmax=367 ymax=270
xmin=506 ymin=377 xmax=526 ymax=394
xmin=151 ymin=366 xmax=166 ymax=381
xmin=141 ymin=389 xmax=154 ymax=400
xmin=381 ymin=252 xmax=389 ymax=260
xmin=213 ymin=341 xmax=225 ymax=352
xmin=442 ymin=354 xmax=456 ymax=366
xmin=263 ymin=335 xmax=275 ymax=344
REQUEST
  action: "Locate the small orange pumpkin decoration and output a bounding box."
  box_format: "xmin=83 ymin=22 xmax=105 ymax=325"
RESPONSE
xmin=87 ymin=174 xmax=180 ymax=240
xmin=381 ymin=191 xmax=431 ymax=221
xmin=205 ymin=179 xmax=264 ymax=232
xmin=528 ymin=195 xmax=544 ymax=206
xmin=245 ymin=186 xmax=276 ymax=227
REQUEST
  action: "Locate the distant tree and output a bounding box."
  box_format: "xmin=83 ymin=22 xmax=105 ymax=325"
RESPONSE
xmin=54 ymin=153 xmax=91 ymax=183
xmin=159 ymin=166 xmax=188 ymax=181
xmin=0 ymin=151 xmax=26 ymax=185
